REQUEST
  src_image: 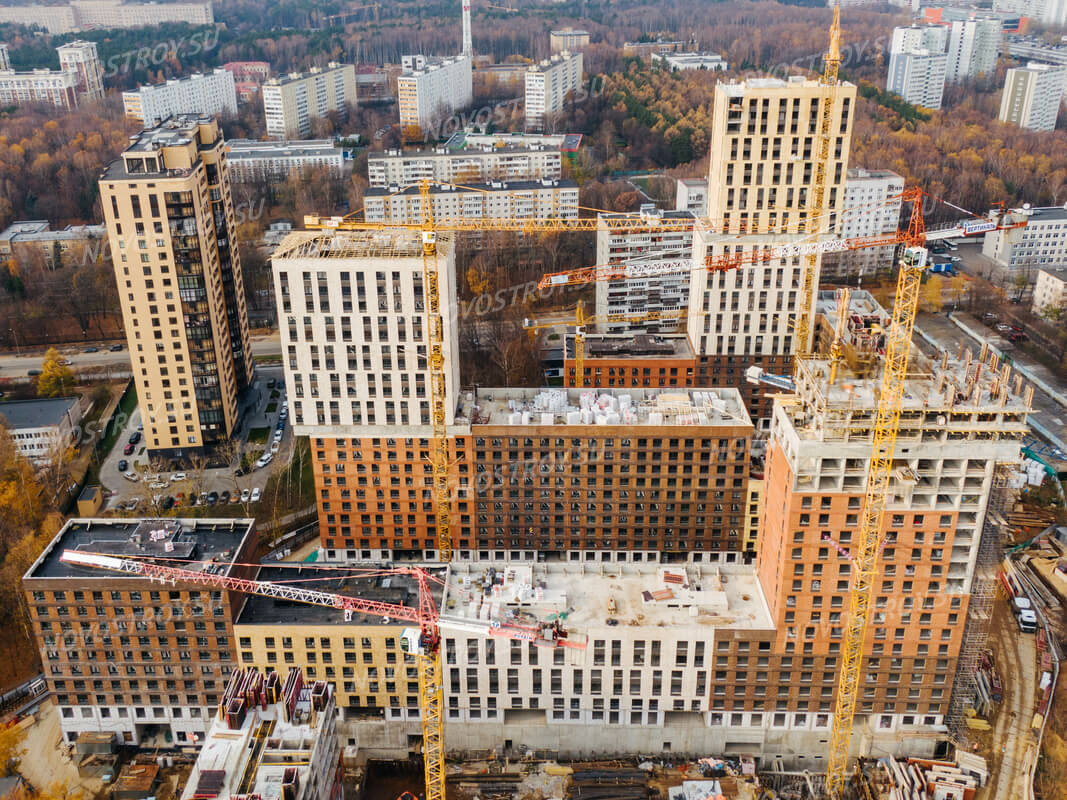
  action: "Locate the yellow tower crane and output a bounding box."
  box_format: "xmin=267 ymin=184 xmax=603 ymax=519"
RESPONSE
xmin=522 ymin=300 xmax=687 ymax=386
xmin=793 ymin=3 xmax=843 ymax=359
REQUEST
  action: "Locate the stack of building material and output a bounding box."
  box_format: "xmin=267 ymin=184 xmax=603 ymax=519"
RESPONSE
xmin=445 ymin=772 xmax=521 ymax=799
xmin=877 ymin=756 xmax=982 ymax=800
xmin=567 ymin=767 xmax=649 ymax=799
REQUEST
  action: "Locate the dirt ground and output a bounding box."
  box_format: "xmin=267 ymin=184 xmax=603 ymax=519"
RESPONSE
xmin=16 ymin=701 xmax=105 ymax=797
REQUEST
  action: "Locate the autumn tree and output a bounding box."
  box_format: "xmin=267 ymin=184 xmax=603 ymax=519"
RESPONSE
xmin=920 ymin=275 xmax=944 ymax=313
xmin=37 ymin=348 xmax=75 ymax=398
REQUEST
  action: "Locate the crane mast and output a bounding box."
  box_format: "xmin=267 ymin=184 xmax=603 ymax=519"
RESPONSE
xmin=825 ymin=193 xmax=927 ymax=798
xmin=793 ymin=3 xmax=842 ymax=359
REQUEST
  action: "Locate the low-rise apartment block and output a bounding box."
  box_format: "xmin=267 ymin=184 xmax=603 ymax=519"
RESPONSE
xmin=525 ymin=51 xmax=583 ymax=130
xmin=397 ymin=55 xmax=472 ymax=135
xmin=651 ymin=52 xmax=728 ymax=71
xmin=23 ymin=518 xmax=258 ymax=745
xmin=0 ymin=1 xmax=213 ymax=33
xmin=368 ymin=141 xmax=563 ymax=188
xmin=226 ymin=139 xmax=345 ymax=183
xmin=363 ymin=179 xmax=579 ymax=225
xmin=262 ymin=63 xmax=357 ymax=139
xmin=123 ymin=69 xmax=237 ymax=126
xmin=0 ymin=397 xmax=84 ymax=464
xmin=982 ymin=205 xmax=1067 ymax=267
xmin=0 ymin=219 xmax=106 ymax=269
xmin=181 ymin=668 xmax=341 ymax=800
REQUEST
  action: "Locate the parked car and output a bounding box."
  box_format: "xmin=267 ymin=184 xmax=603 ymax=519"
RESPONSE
xmin=219 ymin=490 xmax=231 ymax=504
xmin=198 ymin=492 xmax=209 ymax=506
xmin=267 ymin=378 xmax=277 ymax=388
xmin=123 ymin=443 xmax=135 ymax=455
xmin=117 ymin=459 xmax=128 ymax=472
xmin=270 ymin=441 xmax=280 ymax=454
xmin=250 ymin=487 xmax=261 ymax=502
xmin=234 ymin=467 xmax=245 ymax=477
xmin=109 ymin=343 xmax=124 ymax=351
xmin=84 ymin=346 xmax=99 ymax=353
xmin=996 ymin=323 xmax=1011 ymax=332
xmin=148 ymin=480 xmax=169 ymax=491
xmin=162 ymin=496 xmax=175 ymax=510
xmin=256 ymin=453 xmax=273 ymax=469
xmin=123 ymin=471 xmax=139 ymax=482
xmin=129 ymin=431 xmax=141 ymax=444
xmin=171 ymin=472 xmax=187 ymax=482
xmin=981 ymin=312 xmax=998 ymax=322
xmin=175 ymin=492 xmax=185 ymax=506
xmin=206 ymin=491 xmax=219 ymax=505
xmin=240 ymin=488 xmax=251 ymax=503
xmin=1008 ymin=331 xmax=1028 ymax=343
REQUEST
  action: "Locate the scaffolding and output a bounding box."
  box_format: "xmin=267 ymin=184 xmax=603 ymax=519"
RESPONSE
xmin=944 ymin=463 xmax=1013 ymax=739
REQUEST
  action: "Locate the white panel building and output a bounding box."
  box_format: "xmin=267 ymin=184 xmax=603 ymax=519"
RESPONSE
xmin=123 ymin=69 xmax=237 ymax=126
xmin=594 ymin=208 xmax=695 ymax=331
xmin=994 ymin=0 xmax=1067 ymax=28
xmin=998 ymin=62 xmax=1065 ymax=132
xmin=226 ymin=139 xmax=345 ymax=182
xmin=362 ymin=180 xmax=579 ymax=225
xmin=271 ymin=228 xmax=461 ymax=436
xmin=888 ymin=27 xmax=949 ymax=110
xmin=674 ymin=179 xmax=708 ymax=214
xmin=1032 ymin=267 xmax=1067 ymax=316
xmin=823 ymin=168 xmax=906 ymax=277
xmin=397 ymin=55 xmax=473 ymax=134
xmin=368 ymin=142 xmax=563 ymax=188
xmin=945 ymin=18 xmax=1001 ymax=81
xmin=525 ymin=51 xmax=583 ymax=130
xmin=982 ymin=205 xmax=1067 ymax=267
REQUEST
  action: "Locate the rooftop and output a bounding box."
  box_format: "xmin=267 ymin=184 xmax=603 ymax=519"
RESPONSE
xmin=455 ymin=386 xmax=751 ymax=429
xmin=271 ymin=228 xmax=447 ymax=261
xmin=721 ymin=75 xmax=854 ymax=96
xmin=236 ymin=565 xmax=443 ymax=626
xmin=126 ymin=68 xmax=230 ymax=94
xmin=0 ymin=396 xmax=79 ymax=429
xmin=445 ymin=131 xmax=581 ymax=151
xmin=442 ymin=562 xmax=774 ymax=636
xmin=365 ymin=178 xmax=577 ymax=196
xmin=568 ymin=333 xmax=694 ymax=359
xmin=0 ymin=220 xmax=49 ymax=241
xmin=265 ymin=62 xmax=350 ymax=86
xmin=26 ymin=517 xmax=255 ymax=580
xmin=182 ymin=669 xmax=333 ymax=800
xmin=226 ymin=139 xmax=340 ymax=158
xmin=528 ymin=51 xmax=581 ymax=72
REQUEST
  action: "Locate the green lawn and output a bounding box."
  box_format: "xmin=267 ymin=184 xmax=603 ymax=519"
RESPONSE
xmin=248 ymin=426 xmax=270 ymax=444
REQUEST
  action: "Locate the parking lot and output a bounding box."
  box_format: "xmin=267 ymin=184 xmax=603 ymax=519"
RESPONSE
xmin=98 ymin=365 xmax=297 ymax=514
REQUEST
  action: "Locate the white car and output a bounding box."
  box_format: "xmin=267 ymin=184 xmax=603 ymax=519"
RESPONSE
xmin=148 ymin=480 xmax=170 ymax=491
xmin=240 ymin=488 xmax=250 ymax=503
xmin=256 ymin=453 xmax=273 ymax=469
xmin=171 ymin=472 xmax=187 ymax=482
xmin=123 ymin=471 xmax=139 ymax=482
xmin=250 ymin=487 xmax=261 ymax=502
xmin=270 ymin=440 xmax=280 ymax=454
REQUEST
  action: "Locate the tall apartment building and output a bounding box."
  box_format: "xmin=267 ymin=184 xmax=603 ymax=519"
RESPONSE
xmin=363 ymin=180 xmax=579 ymax=225
xmin=551 ymin=28 xmax=590 ymax=53
xmin=982 ymin=205 xmax=1067 ymax=267
xmin=397 ymin=55 xmax=472 ymax=135
xmin=0 ymin=1 xmax=214 ymax=33
xmin=822 ymin=168 xmax=905 ymax=277
xmin=945 ymin=18 xmax=1001 ymax=81
xmin=525 ymin=51 xmax=583 ymax=130
xmin=994 ymin=0 xmax=1067 ymax=28
xmin=225 ymin=139 xmax=345 ymax=183
xmin=123 ymin=69 xmax=238 ymax=126
xmin=888 ymin=28 xmax=949 ymax=110
xmin=23 ymin=517 xmax=258 ymax=745
xmin=56 ymin=40 xmax=103 ymax=102
xmin=1032 ymin=267 xmax=1067 ymax=316
xmin=690 ymin=75 xmax=855 ymax=425
xmin=998 ymin=62 xmax=1065 ymax=132
xmin=262 ymin=63 xmax=357 ymax=139
xmin=181 ymin=668 xmax=341 ymax=800
xmin=758 ymin=341 xmax=1030 ymax=756
xmin=368 ymin=142 xmax=563 ymax=188
xmin=594 ymin=208 xmax=695 ymax=332
xmin=99 ymin=117 xmax=252 ymax=456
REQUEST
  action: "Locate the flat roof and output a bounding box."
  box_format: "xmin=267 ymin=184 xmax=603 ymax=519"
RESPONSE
xmin=0 ymin=396 xmax=79 ymax=429
xmin=442 ymin=563 xmax=774 ymax=635
xmin=573 ymin=333 xmax=694 ymax=359
xmin=365 ymin=179 xmax=577 ymax=196
xmin=236 ymin=565 xmax=443 ymax=626
xmin=271 ymin=228 xmax=443 ymax=261
xmin=26 ymin=517 xmax=255 ymax=580
xmin=265 ymin=62 xmax=350 ymax=85
xmin=226 ymin=140 xmax=341 ymax=159
xmin=0 ymin=220 xmax=50 ymax=241
xmin=456 ymin=386 xmax=751 ymax=429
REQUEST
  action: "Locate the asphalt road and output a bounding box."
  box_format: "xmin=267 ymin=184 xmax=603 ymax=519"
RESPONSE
xmin=915 ymin=311 xmax=1067 ymax=452
xmin=0 ymin=333 xmax=282 ymax=376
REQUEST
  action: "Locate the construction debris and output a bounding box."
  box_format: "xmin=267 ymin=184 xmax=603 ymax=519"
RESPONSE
xmin=869 ymin=752 xmax=987 ymax=800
